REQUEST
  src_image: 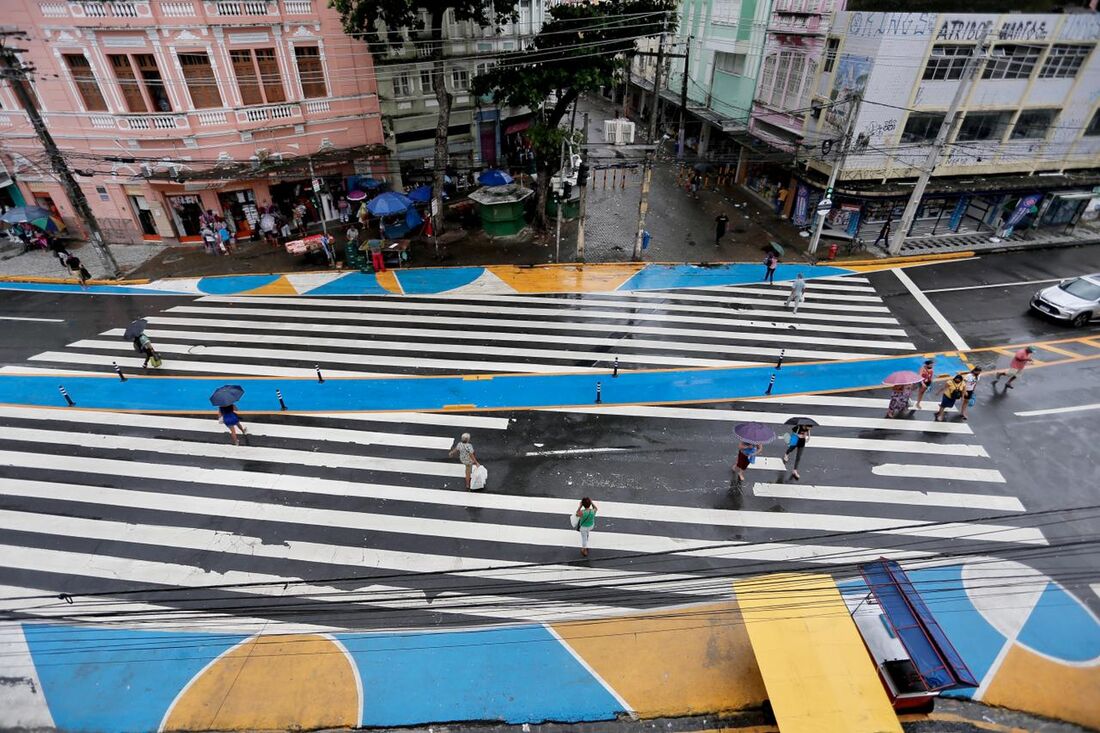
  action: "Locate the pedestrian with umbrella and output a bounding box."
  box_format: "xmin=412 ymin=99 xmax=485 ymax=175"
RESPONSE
xmin=64 ymin=253 xmax=92 ymax=289
xmin=210 ymin=385 xmax=247 ymax=445
xmin=883 ymin=370 xmax=922 ymax=418
xmin=124 ymin=318 xmax=161 ymax=369
xmin=732 ymin=422 xmax=776 ymax=489
xmin=782 ymin=417 xmax=817 ymax=481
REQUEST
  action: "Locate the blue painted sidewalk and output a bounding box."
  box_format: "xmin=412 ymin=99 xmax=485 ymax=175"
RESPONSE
xmin=0 ymin=355 xmax=968 ymax=413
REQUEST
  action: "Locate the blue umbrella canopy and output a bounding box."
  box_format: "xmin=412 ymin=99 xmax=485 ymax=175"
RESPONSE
xmin=362 ymin=178 xmax=383 ymax=189
xmin=210 ymin=385 xmax=244 ymax=407
xmin=478 ymin=169 xmax=514 ymax=187
xmin=367 ymin=191 xmax=413 ymax=217
xmin=0 ymin=205 xmax=54 ymax=224
xmin=408 ymin=185 xmax=433 ymax=203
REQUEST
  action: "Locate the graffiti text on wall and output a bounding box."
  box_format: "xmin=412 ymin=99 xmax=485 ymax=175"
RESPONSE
xmin=998 ymin=20 xmax=1049 ymax=41
xmin=936 ymin=20 xmax=994 ymax=41
xmin=847 ymin=13 xmax=935 ymax=39
xmin=863 ymin=119 xmax=897 ymax=139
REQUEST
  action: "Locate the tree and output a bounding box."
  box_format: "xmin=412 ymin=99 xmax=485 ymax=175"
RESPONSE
xmin=331 ymin=0 xmax=515 ymax=233
xmin=473 ymin=0 xmax=674 ymax=229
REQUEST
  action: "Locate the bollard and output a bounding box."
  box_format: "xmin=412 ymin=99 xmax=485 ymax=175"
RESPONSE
xmin=621 ymin=169 xmax=626 ymax=190
xmin=775 ymin=349 xmax=785 ymax=370
xmin=315 ymin=365 xmax=324 ymax=383
xmin=113 ymin=361 xmax=126 ymax=382
xmin=58 ymin=384 xmax=75 ymax=407
xmin=595 ymin=381 xmax=602 ymax=404
xmin=612 ymin=356 xmax=619 ymax=378
xmin=276 ymin=388 xmax=288 ymax=411
xmin=764 ymin=373 xmax=776 ymax=396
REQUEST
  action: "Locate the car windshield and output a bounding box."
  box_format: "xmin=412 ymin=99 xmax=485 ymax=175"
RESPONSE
xmin=1059 ymin=278 xmax=1100 ymax=301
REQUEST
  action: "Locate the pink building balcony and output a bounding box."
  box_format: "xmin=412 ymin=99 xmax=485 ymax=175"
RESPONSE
xmin=34 ymin=0 xmax=318 ymax=25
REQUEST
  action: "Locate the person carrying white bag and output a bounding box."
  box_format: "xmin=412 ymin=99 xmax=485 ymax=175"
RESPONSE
xmin=449 ymin=433 xmax=484 ymax=490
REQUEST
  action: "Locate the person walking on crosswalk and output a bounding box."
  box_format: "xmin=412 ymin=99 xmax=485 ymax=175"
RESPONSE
xmin=733 ymin=440 xmax=759 ymax=488
xmin=449 ymin=433 xmax=480 ymax=490
xmin=915 ymin=358 xmax=936 ymax=409
xmin=218 ymin=403 xmax=247 ymax=445
xmin=992 ymin=346 xmax=1034 ymax=391
xmin=763 ymin=252 xmax=779 ymax=285
xmin=934 ymin=374 xmax=967 ymax=422
xmin=782 ymin=424 xmax=811 ymax=481
xmin=785 ymin=274 xmax=806 ymax=313
xmin=575 ymin=497 xmax=598 ymax=557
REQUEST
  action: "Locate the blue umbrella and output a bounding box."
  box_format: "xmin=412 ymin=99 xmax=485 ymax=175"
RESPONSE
xmin=362 ymin=178 xmax=383 ymax=189
xmin=209 ymin=385 xmax=244 ymax=407
xmin=408 ymin=185 xmax=433 ymax=203
xmin=478 ymin=169 xmax=514 ymax=187
xmin=0 ymin=205 xmax=54 ymax=225
xmin=366 ymin=191 xmax=413 ymax=217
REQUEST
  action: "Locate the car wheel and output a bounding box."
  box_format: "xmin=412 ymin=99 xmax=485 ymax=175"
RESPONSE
xmin=1072 ymin=312 xmax=1091 ymax=328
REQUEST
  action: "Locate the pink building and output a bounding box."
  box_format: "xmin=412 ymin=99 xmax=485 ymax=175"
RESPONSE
xmin=0 ymin=0 xmax=385 ymax=245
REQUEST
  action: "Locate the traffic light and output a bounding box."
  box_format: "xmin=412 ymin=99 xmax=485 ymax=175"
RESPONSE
xmin=577 ymin=163 xmax=589 ymax=187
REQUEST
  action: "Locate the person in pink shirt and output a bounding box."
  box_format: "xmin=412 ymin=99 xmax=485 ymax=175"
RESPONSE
xmin=992 ymin=346 xmax=1034 ymax=390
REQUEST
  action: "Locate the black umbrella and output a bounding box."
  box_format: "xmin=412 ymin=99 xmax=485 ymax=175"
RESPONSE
xmin=123 ymin=319 xmax=147 ymax=340
xmin=784 ymin=416 xmax=819 ymax=427
xmin=209 ymin=385 xmax=244 ymax=407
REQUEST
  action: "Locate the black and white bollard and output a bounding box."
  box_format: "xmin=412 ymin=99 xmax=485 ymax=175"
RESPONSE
xmin=315 ymin=365 xmax=324 ymax=384
xmin=595 ymin=381 xmax=602 ymax=404
xmin=764 ymin=372 xmax=776 ymax=396
xmin=276 ymin=388 xmax=288 ymax=411
xmin=58 ymin=384 xmax=75 ymax=407
xmin=113 ymin=361 xmax=126 ymax=382
xmin=775 ymin=348 xmax=785 ymax=371
xmin=612 ymin=357 xmax=619 ymax=378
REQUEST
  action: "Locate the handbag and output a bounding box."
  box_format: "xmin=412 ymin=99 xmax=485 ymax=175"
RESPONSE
xmin=470 ymin=464 xmax=488 ymax=490
xmin=569 ymin=513 xmax=580 ymax=530
xmin=149 ymin=354 xmax=163 ymax=368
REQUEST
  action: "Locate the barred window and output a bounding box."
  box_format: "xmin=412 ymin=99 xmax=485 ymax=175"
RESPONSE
xmin=982 ymin=44 xmax=1043 ymax=80
xmin=1010 ymin=109 xmax=1056 ymax=140
xmin=923 ymin=45 xmax=971 ymax=81
xmin=1038 ymin=44 xmax=1092 ymax=79
xmin=823 ymin=37 xmax=839 ymax=73
xmin=901 ymin=113 xmax=945 ymax=143
xmin=63 ymin=54 xmax=108 ymax=112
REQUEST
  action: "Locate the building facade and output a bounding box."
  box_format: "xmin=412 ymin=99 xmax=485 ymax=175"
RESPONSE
xmin=378 ymin=0 xmax=547 ymax=188
xmin=797 ymin=11 xmax=1100 ymax=246
xmin=1 ymin=0 xmax=384 ymax=245
xmin=744 ymin=0 xmax=844 ymax=207
xmin=629 ymin=0 xmax=771 ymax=160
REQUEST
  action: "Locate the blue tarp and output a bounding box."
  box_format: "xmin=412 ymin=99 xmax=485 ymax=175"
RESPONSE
xmin=860 ymin=559 xmax=979 ymax=691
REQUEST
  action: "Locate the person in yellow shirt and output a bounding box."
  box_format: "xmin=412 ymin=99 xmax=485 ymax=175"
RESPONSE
xmin=935 ymin=374 xmax=967 ymax=422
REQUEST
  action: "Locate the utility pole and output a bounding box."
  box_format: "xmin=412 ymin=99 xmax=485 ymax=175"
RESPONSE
xmin=576 ymin=112 xmax=590 ymax=262
xmin=807 ymin=91 xmax=861 ymax=257
xmin=555 ymin=133 xmax=566 ymax=263
xmin=888 ymin=39 xmax=987 ymax=255
xmin=647 ymin=15 xmax=668 ymax=143
xmin=306 ymin=156 xmax=329 ymax=238
xmin=0 ymin=33 xmax=120 ymax=278
xmin=677 ymin=36 xmax=692 ymax=160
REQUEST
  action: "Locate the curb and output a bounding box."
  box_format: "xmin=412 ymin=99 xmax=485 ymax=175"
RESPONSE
xmin=832 ymin=250 xmax=976 ymax=267
xmin=0 ymin=275 xmax=151 ymax=285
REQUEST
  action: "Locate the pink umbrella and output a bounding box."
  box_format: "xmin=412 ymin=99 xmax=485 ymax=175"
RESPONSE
xmin=883 ymin=370 xmax=923 ymax=386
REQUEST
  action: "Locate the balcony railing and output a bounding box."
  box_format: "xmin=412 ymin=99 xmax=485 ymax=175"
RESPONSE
xmin=237 ymin=103 xmax=298 ymax=123
xmin=121 ymin=114 xmax=188 ymax=131
xmin=211 ymin=0 xmax=274 ymax=15
xmin=283 ymin=0 xmax=312 ymax=13
xmin=195 ymin=110 xmax=228 ymax=126
xmin=303 ymin=99 xmax=330 ymax=114
xmin=160 ymin=1 xmax=197 ymax=15
xmin=39 ymin=2 xmax=69 ymax=16
xmin=77 ymin=1 xmax=139 ymax=17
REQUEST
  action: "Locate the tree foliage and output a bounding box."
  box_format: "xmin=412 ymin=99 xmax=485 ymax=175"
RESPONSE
xmin=472 ymin=0 xmax=675 ymax=228
xmin=330 ymin=0 xmax=516 ymax=51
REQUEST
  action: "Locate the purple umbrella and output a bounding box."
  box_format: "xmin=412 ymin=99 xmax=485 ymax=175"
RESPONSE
xmin=883 ymin=370 xmax=923 ymax=386
xmin=346 ymin=190 xmax=368 ymax=201
xmin=733 ymin=422 xmax=776 ymax=444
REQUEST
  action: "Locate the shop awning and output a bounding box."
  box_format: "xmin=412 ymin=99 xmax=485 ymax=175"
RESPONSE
xmin=504 ymin=118 xmax=532 ymax=135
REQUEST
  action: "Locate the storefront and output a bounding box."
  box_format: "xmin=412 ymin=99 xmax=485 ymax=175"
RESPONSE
xmin=217 ymin=189 xmax=260 ymax=238
xmin=166 ymin=194 xmax=204 ymax=242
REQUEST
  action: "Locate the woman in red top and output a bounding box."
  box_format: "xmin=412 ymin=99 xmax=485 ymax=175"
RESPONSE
xmin=915 ymin=358 xmax=935 ymax=409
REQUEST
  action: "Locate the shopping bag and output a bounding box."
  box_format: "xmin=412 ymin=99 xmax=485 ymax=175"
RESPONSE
xmin=569 ymin=513 xmax=580 ymax=530
xmin=149 ymin=354 xmax=163 ymax=368
xmin=470 ymin=464 xmax=488 ymax=490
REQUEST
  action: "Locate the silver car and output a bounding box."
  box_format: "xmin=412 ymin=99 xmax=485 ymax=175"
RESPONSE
xmin=1030 ymin=274 xmax=1100 ymax=328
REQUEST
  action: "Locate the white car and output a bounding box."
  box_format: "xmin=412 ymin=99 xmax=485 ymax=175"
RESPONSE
xmin=1030 ymin=274 xmax=1100 ymax=328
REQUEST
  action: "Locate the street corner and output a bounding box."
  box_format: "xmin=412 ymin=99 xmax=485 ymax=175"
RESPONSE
xmin=549 ymin=600 xmax=767 ymax=718
xmin=840 ymin=559 xmax=1100 ymax=731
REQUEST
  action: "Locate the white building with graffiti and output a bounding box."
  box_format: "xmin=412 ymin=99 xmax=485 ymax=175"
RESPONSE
xmin=795 ymin=11 xmax=1100 ymax=250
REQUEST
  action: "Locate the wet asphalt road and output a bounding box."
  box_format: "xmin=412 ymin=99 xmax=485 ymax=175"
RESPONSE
xmin=0 ymin=245 xmax=1097 ymax=625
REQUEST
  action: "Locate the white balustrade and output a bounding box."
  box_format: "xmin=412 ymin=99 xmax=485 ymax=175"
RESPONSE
xmin=214 ymin=0 xmax=272 ymax=15
xmin=89 ymin=115 xmax=116 ymax=129
xmin=283 ymin=0 xmax=311 ymax=13
xmin=159 ymin=1 xmax=196 ymax=15
xmin=304 ymin=99 xmax=330 ymax=114
xmin=79 ymin=1 xmax=138 ymax=16
xmin=125 ymin=114 xmax=185 ymax=130
xmin=196 ymin=110 xmax=228 ymax=125
xmin=239 ymin=103 xmax=297 ymax=122
xmin=40 ymin=2 xmax=69 ymax=17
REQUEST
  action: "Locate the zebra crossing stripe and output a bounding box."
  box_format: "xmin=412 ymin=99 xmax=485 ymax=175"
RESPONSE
xmin=26 ymin=351 xmax=381 ymax=378
xmin=872 ymin=463 xmax=1007 ymax=483
xmin=752 ymin=483 xmax=1025 ymax=512
xmin=405 ymin=290 xmax=891 ymax=312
